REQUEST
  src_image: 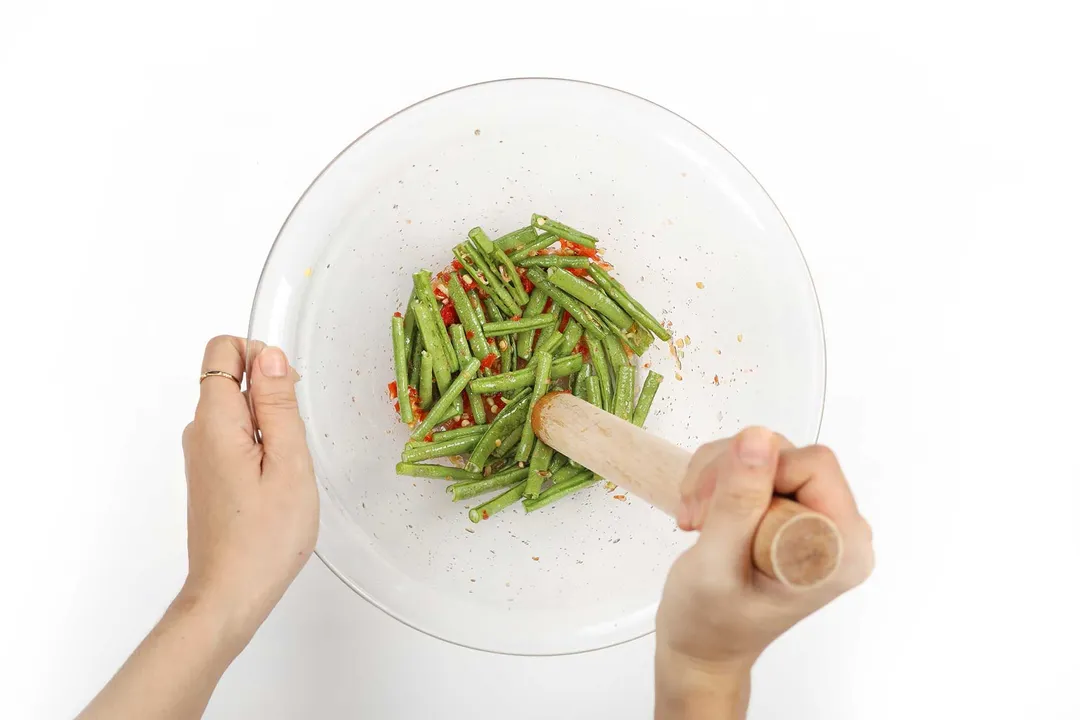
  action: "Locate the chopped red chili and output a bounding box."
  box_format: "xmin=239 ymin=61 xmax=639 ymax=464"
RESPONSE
xmin=387 ymin=381 xmax=398 ymax=399
xmin=392 ymin=311 xmax=403 ymax=318
xmin=451 ymin=259 xmax=464 ymax=271
xmin=440 ymin=303 xmax=458 ymax=325
xmin=465 ymin=330 xmax=476 ymax=340
xmin=480 ymin=353 xmax=499 ymax=370
xmin=567 ymin=267 xmax=590 ymax=278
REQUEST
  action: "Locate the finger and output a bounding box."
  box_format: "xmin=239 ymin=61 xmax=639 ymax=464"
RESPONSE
xmin=695 ymin=428 xmax=780 ymax=556
xmin=774 ymin=445 xmax=861 ymax=524
xmin=196 ymin=335 xmax=254 ymax=434
xmin=249 ymin=345 xmax=309 ymax=474
xmin=677 ymin=438 xmax=728 ymax=531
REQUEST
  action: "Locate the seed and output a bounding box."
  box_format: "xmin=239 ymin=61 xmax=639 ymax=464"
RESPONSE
xmin=498 ymin=340 xmax=508 ymax=351
xmin=695 ymin=281 xmax=704 ymax=289
xmin=461 ymin=419 xmax=471 ymax=427
xmin=494 ymin=439 xmax=502 ymax=447
xmin=675 ymin=372 xmax=683 ymax=381
xmin=676 ymin=338 xmax=685 ymax=349
xmin=536 ymin=216 xmax=546 ymax=226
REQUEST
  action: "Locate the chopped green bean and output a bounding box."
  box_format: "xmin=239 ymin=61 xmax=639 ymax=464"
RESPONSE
xmin=494 ymin=226 xmax=538 ymax=252
xmin=526 ymin=329 xmax=563 ymax=369
xmin=483 ymin=313 xmax=556 ymax=336
xmin=469 ymin=481 xmax=527 ymax=522
xmin=531 ymin=214 xmax=598 ymax=248
xmin=515 ymin=288 xmax=548 ymax=360
xmin=516 ymin=255 xmax=591 ymax=268
xmin=391 ymin=315 xmax=413 ymax=424
xmin=431 ymin=424 xmax=488 ymax=443
xmin=411 ymin=297 xmax=453 ymax=393
xmin=514 ymin=350 xmax=553 ymax=463
xmin=522 ymin=473 xmax=598 ymax=512
xmin=409 ymin=356 xmax=481 ymax=441
xmin=449 ymin=324 xmax=487 ymax=425
xmin=585 ymin=333 xmax=613 ymax=412
xmin=396 ymin=463 xmax=482 ymax=481
xmin=400 ymin=435 xmax=480 ymax=462
xmin=547 ymin=268 xmax=633 ymax=330
xmin=525 ymin=440 xmax=554 ymax=498
xmin=525 ymin=268 xmax=607 ymax=338
xmin=447 ymin=275 xmax=490 ymax=359
xmin=558 ymin=320 xmax=584 ymax=357
xmin=587 ymin=264 xmax=670 ymax=341
xmin=418 ymin=351 xmax=434 ymax=410
xmin=508 ymin=232 xmax=557 ymax=263
xmin=465 ymin=390 xmax=533 ymax=472
xmin=469 ymin=353 xmax=582 ymax=394
xmin=413 ymin=271 xmax=458 ymax=374
xmin=491 ymin=423 xmax=524 ymax=458
xmin=632 ymin=371 xmax=664 ymax=427
xmin=613 ymin=365 xmax=634 ymax=421
xmin=448 ymin=466 xmax=529 ymax=501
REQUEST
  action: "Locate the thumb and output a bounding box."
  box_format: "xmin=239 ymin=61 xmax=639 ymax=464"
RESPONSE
xmin=697 ymin=427 xmax=780 ymax=566
xmin=249 ymin=346 xmax=308 ymax=470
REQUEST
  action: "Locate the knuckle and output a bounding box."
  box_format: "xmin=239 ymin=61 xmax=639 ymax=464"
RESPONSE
xmin=257 ymin=386 xmax=298 ymax=411
xmin=205 ymin=335 xmax=236 ymax=355
xmin=807 ymin=444 xmax=841 ymax=473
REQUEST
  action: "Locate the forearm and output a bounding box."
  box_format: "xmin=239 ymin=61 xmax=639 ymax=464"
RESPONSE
xmin=78 ymin=589 xmax=245 ymax=720
xmin=655 ymin=645 xmax=751 ymax=720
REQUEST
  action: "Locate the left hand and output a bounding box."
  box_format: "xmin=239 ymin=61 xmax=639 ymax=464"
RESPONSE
xmin=180 ymin=336 xmax=319 ymax=652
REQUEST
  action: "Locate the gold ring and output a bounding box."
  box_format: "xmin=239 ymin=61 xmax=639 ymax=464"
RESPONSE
xmin=200 ymin=370 xmax=242 ymax=387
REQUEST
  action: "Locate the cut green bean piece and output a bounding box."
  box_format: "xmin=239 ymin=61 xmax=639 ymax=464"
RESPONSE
xmin=515 ymin=288 xmax=548 ymax=360
xmin=469 ymin=481 xmax=526 ymax=523
xmin=400 ymin=435 xmax=480 ymax=462
xmin=402 ymin=292 xmax=417 ymax=371
xmin=412 ymin=298 xmax=453 ymax=393
xmin=527 ymin=329 xmax=563 ymax=369
xmin=413 ymin=271 xmax=458 ymax=374
xmin=409 ymin=356 xmax=481 ymax=440
xmin=514 ymin=350 xmax=553 ymax=463
xmin=491 ymin=422 xmax=524 ymax=458
xmin=549 ymin=453 xmax=568 ymax=475
xmin=531 ymin=214 xmax=598 ymax=249
xmin=431 ymin=424 xmax=488 ymax=443
xmin=466 ymin=389 xmax=533 ymax=472
xmin=600 ymin=313 xmax=654 ymax=357
xmin=447 ymin=275 xmax=490 ymax=359
xmin=508 ymin=232 xmax=557 ymax=263
xmin=408 ymin=322 xmax=423 ymax=387
xmin=516 ymin=255 xmax=591 ymax=268
xmin=584 ymin=375 xmax=602 ymax=409
xmin=587 ymin=264 xmax=670 ymax=341
xmin=494 ymin=226 xmax=538 ymax=252
xmin=585 ymin=333 xmax=613 ymax=412
xmin=522 ymin=474 xmax=598 ymax=512
xmin=467 ymin=226 xmax=496 ymax=254
xmin=493 ymin=246 xmax=530 ymax=305
xmin=483 ymin=313 xmax=556 ymax=336
xmin=448 ymin=467 xmax=529 ymax=502
xmin=573 ymin=368 xmax=589 ymax=399
xmin=396 ymin=463 xmax=482 ymax=481
xmin=525 ymin=440 xmax=554 ymax=498
xmin=551 ymin=464 xmax=587 ymax=485
xmin=418 ymin=351 xmax=434 ymax=410
xmin=431 ymin=394 xmax=465 ymax=426
xmin=604 ymin=333 xmax=631 ymax=369
xmin=449 ymin=324 xmax=487 ymax=425
xmin=548 ymin=268 xmax=633 ymax=330
xmin=525 ymin=268 xmax=607 ymax=338
xmin=558 ymin=320 xmax=583 ymax=358
xmin=391 ymin=315 xmax=413 ymax=424
xmin=455 ymin=243 xmax=520 ymax=317
xmin=632 ymin=371 xmax=664 ymax=428
xmin=613 ymin=365 xmax=634 ymax=421
xmin=469 ymin=353 xmax=582 ymax=394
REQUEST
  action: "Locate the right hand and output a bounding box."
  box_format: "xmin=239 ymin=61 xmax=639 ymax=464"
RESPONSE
xmin=656 ymin=428 xmax=874 ymax=685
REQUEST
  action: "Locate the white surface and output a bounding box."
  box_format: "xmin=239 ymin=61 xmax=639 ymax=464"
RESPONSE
xmin=253 ymin=77 xmax=825 ymax=655
xmin=1 ymin=0 xmax=1078 ymax=717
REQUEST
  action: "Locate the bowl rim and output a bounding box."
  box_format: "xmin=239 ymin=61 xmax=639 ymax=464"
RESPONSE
xmin=246 ymin=76 xmax=827 ymax=656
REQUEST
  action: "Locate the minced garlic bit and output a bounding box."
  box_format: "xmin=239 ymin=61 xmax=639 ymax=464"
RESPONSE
xmin=453 ymin=415 xmax=462 ymax=422
xmin=494 ymin=438 xmax=502 ymax=447
xmin=436 ymin=283 xmax=448 ymax=295
xmin=303 ymin=267 xmax=313 ymax=278
xmin=675 ymin=372 xmax=683 ymax=381
xmin=676 ymin=338 xmax=685 ymax=349
xmin=695 ymin=281 xmax=704 ymax=289
xmin=498 ymin=340 xmax=508 ymax=351
xmin=737 ymin=333 xmax=743 ymax=342
xmin=518 ymin=461 xmax=525 ymax=468
xmin=535 ymin=216 xmax=546 ymax=226
xmin=462 ymin=419 xmax=472 ymax=427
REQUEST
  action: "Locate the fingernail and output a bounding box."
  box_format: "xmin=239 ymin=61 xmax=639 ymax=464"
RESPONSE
xmin=736 ymin=427 xmax=774 ymax=467
xmin=259 ymin=347 xmax=288 ymax=378
xmin=676 ymin=500 xmax=693 ymax=530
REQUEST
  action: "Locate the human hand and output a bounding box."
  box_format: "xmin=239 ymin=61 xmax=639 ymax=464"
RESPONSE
xmin=655 ymin=428 xmax=874 ymax=717
xmin=180 ymin=336 xmax=318 ymax=654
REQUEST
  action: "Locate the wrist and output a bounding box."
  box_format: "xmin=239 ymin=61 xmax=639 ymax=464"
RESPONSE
xmin=655 ymin=644 xmax=753 ymax=720
xmin=171 ymin=582 xmax=255 ymax=663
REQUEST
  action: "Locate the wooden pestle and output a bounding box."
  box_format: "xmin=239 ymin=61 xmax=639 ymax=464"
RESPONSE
xmin=532 ymin=392 xmax=843 ymax=588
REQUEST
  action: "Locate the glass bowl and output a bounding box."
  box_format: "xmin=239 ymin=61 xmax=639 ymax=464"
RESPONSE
xmin=247 ymin=78 xmax=825 ymax=655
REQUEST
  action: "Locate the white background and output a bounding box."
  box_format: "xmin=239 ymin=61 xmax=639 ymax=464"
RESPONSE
xmin=2 ymin=1 xmax=1078 ymax=718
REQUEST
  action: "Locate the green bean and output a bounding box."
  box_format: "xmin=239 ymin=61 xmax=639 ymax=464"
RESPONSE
xmin=418 ymin=351 xmax=434 ymax=410
xmin=527 ymin=329 xmax=563 ymax=369
xmin=391 ymin=315 xmax=413 ymax=424
xmin=508 ymin=232 xmax=557 ymax=263
xmin=551 ymin=464 xmax=586 ymax=485
xmin=447 ymin=275 xmax=489 ymax=359
xmin=396 ymin=463 xmax=482 ymax=481
xmin=494 ymin=225 xmax=538 ymax=252
xmin=470 ymin=227 xmax=530 ymax=306
xmin=467 ymin=226 xmax=495 ymax=254
xmin=516 ymin=288 xmax=548 ymax=360
xmin=449 ymin=324 xmax=487 ymax=425
xmin=522 ymin=473 xmax=598 ymax=512
xmin=465 ymin=390 xmax=533 ymax=472
xmin=411 ymin=298 xmax=453 ymax=393
xmin=491 ymin=424 xmax=524 ymax=459
xmin=448 ymin=467 xmax=529 ymax=502
xmin=587 ymin=264 xmax=670 ymax=341
xmin=408 ymin=323 xmax=423 ymax=387
xmin=494 ymin=246 xmax=530 ymax=305
xmin=613 ymin=365 xmax=634 ymax=421
xmin=469 ymin=353 xmax=582 ymax=394
xmin=548 ymin=268 xmax=633 ymax=330
xmin=549 ymin=453 xmax=568 ymax=475
xmin=468 ymin=481 xmax=526 ymax=523
xmin=525 ymin=440 xmax=554 ymax=498
xmin=573 ymin=367 xmax=590 ymax=399
xmin=516 ymin=255 xmax=591 ymax=268
xmin=409 ymin=357 xmax=481 ymax=440
xmin=531 ymin=214 xmax=598 ymax=249
xmin=558 ymin=320 xmax=583 ymax=357
xmin=600 ymin=314 xmax=654 ymax=356
xmin=402 ymin=292 xmax=417 ymax=369
xmin=413 ymin=271 xmax=458 ymax=373
xmin=455 ymin=243 xmax=520 ymax=317
xmin=584 ymin=333 xmax=613 ymax=412
xmin=431 ymin=424 xmax=488 ymax=443
xmin=483 ymin=313 xmax=556 ymax=336
xmin=400 ymin=435 xmax=480 ymax=462
xmin=525 ymin=268 xmax=607 ymax=338
xmin=632 ymin=370 xmax=664 ymax=427
xmin=431 ymin=394 xmax=465 ymax=426
xmin=584 ymin=375 xmax=602 ymax=409
xmin=604 ymin=334 xmax=631 ymax=369
xmin=514 ymin=350 xmax=553 ymax=463
xmin=533 ymin=300 xmax=561 ymax=356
